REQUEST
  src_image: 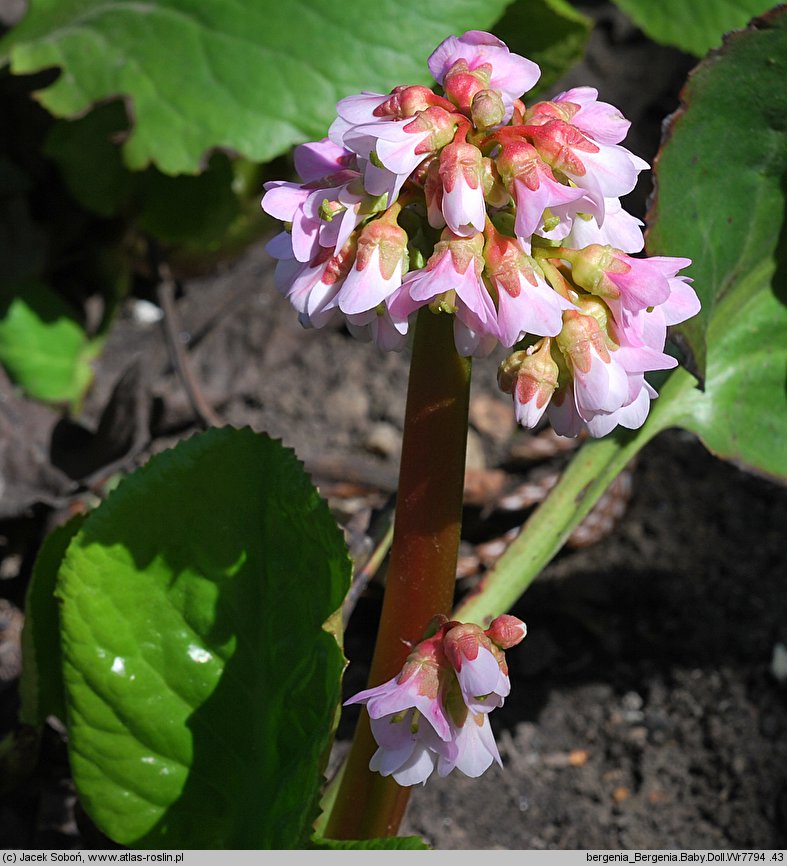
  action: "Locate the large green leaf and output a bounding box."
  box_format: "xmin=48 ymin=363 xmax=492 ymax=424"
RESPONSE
xmin=57 ymin=428 xmax=351 ymax=848
xmin=647 ymin=6 xmax=787 ymax=478
xmin=0 ymin=278 xmax=97 ymax=403
xmin=495 ymin=0 xmax=592 ymax=94
xmin=0 ymin=0 xmax=511 ymax=175
xmin=610 ymin=0 xmax=775 ymax=56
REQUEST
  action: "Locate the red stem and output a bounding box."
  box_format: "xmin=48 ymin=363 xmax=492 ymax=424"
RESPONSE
xmin=324 ymin=307 xmax=471 ymax=839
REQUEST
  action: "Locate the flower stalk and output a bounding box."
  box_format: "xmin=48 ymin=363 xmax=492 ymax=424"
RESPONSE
xmin=325 ymin=306 xmax=471 ymax=839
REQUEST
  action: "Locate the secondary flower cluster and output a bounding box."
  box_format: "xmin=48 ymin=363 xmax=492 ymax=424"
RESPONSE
xmin=345 ymin=614 xmax=526 ymax=786
xmin=261 ymin=30 xmax=699 ymax=437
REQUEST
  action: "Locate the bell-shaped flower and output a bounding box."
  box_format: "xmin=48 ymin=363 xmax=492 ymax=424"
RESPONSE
xmin=265 ymin=233 xmax=357 ymax=329
xmin=428 ymin=30 xmax=540 ymax=120
xmin=526 ymin=119 xmax=648 ymax=211
xmin=261 ymin=168 xmax=366 ymax=264
xmin=439 ymin=140 xmax=486 ymax=235
xmin=496 ymin=139 xmax=586 ymax=240
xmin=402 ymin=231 xmax=499 ymax=354
xmin=556 ymin=309 xmax=630 ymax=420
xmin=483 ymin=224 xmax=575 ymax=345
xmin=444 ymin=623 xmax=510 ymax=714
xmin=333 ymin=217 xmax=409 ymax=316
xmin=498 ymin=339 xmax=561 ymax=428
xmin=367 ymin=709 xmax=457 ymax=786
xmin=345 ymin=632 xmax=454 ymax=742
xmin=437 ymin=711 xmax=502 ymax=779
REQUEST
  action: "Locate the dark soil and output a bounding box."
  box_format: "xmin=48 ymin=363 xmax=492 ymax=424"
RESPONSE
xmin=1 ymin=1 xmax=785 ymax=852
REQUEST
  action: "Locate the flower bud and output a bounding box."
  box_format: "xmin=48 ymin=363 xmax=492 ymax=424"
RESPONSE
xmin=569 ymin=243 xmax=626 ymax=300
xmin=556 ymin=309 xmax=612 ymax=374
xmin=375 ymin=84 xmax=456 ymax=119
xmin=471 ymin=89 xmax=505 ymax=129
xmin=485 ymin=615 xmax=527 ymax=650
xmin=443 ymin=58 xmax=493 ymax=112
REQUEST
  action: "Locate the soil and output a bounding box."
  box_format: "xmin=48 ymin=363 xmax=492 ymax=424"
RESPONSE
xmin=1 ymin=1 xmax=786 ymax=852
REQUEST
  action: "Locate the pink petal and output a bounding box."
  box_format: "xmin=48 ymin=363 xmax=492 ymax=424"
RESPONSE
xmin=293 ymin=138 xmax=351 ymax=182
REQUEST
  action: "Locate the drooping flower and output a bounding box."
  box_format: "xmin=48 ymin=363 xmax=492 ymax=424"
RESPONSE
xmin=345 ymin=614 xmax=527 ymax=786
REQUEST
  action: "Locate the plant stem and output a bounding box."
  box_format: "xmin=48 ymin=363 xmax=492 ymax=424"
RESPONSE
xmin=324 ymin=308 xmax=472 ymax=840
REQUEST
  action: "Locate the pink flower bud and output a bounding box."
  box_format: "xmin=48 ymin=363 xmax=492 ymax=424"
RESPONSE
xmin=443 ymin=59 xmax=493 ymax=113
xmin=485 ymin=615 xmax=527 ymax=649
xmin=374 ymin=85 xmax=456 ymax=119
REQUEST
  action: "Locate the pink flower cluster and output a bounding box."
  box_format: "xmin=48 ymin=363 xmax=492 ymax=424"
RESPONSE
xmin=261 ymin=30 xmax=699 ymax=437
xmin=345 ymin=614 xmax=526 ymax=786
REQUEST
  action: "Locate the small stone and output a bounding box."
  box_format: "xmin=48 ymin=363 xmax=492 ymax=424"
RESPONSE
xmin=364 ymin=422 xmax=401 ymax=458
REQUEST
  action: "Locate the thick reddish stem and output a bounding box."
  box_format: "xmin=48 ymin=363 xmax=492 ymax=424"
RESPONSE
xmin=324 ymin=307 xmax=471 ymax=840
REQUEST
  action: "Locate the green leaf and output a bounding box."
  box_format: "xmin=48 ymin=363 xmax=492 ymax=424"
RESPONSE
xmin=610 ymin=0 xmax=775 ymax=56
xmin=135 ymin=155 xmax=241 ymax=246
xmin=0 ymin=278 xmax=96 ymax=403
xmin=495 ymin=0 xmax=592 ymax=94
xmin=45 ymin=103 xmax=241 ymax=245
xmin=57 ymin=428 xmax=351 ymax=848
xmin=312 ymin=835 xmax=430 ymax=849
xmin=43 ymin=102 xmax=133 ymax=218
xmin=647 ymin=7 xmax=787 ymax=479
xmin=20 ymin=514 xmax=86 ymax=726
xmin=0 ymin=0 xmax=511 ymax=175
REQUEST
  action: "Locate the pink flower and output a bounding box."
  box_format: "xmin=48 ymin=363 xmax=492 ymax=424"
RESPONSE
xmin=539 ymin=87 xmax=631 ymax=145
xmin=428 ymin=31 xmax=540 ymax=120
xmin=333 ymin=218 xmax=408 ymax=316
xmin=345 ymin=633 xmax=453 ymax=741
xmin=556 ymin=310 xmax=630 ymax=420
xmin=438 ymin=140 xmax=486 ymax=236
xmin=526 ymin=119 xmax=648 ymax=211
xmin=265 ymin=233 xmax=356 ymax=329
xmin=483 ymin=226 xmax=575 ymax=346
xmin=345 ymin=614 xmax=527 ymax=786
xmin=496 ymin=139 xmax=586 ymax=240
xmin=569 ymin=245 xmax=693 ymax=316
xmin=497 ymin=340 xmax=561 ymax=428
xmin=343 ymin=106 xmax=457 ymax=205
xmin=402 ymin=231 xmax=498 ymax=354
xmin=444 ymin=624 xmax=510 ymax=714
xmin=261 ymin=169 xmax=365 ymax=263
